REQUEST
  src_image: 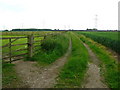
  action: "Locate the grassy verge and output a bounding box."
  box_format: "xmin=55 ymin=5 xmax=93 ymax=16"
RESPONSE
xmin=30 ymin=33 xmax=69 ymax=65
xmin=55 ymin=32 xmax=89 ymax=88
xmin=78 ymin=34 xmax=119 ymax=88
xmin=2 ymin=63 xmax=27 ymax=88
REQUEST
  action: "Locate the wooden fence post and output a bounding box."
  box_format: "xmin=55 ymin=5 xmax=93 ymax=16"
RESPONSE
xmin=9 ymin=38 xmax=12 ymax=63
xmin=44 ymin=35 xmax=46 ymax=39
xmin=28 ymin=35 xmax=34 ymax=58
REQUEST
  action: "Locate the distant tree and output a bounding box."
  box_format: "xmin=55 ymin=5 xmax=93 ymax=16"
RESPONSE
xmin=12 ymin=29 xmax=52 ymax=31
xmin=93 ymin=28 xmax=97 ymax=30
xmin=86 ymin=28 xmax=97 ymax=31
xmin=86 ymin=28 xmax=92 ymax=30
xmin=3 ymin=30 xmax=9 ymax=31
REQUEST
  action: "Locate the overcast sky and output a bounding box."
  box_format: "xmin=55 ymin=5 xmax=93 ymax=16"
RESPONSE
xmin=0 ymin=0 xmax=119 ymax=30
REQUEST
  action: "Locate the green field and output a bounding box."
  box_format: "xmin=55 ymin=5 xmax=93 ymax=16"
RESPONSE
xmin=79 ymin=31 xmax=119 ymax=41
xmin=2 ymin=31 xmax=61 ymax=36
xmin=1 ymin=31 xmax=63 ymax=63
xmin=2 ymin=31 xmax=119 ymax=88
xmin=1 ymin=35 xmax=44 ymax=61
xmin=77 ymin=31 xmax=120 ymax=54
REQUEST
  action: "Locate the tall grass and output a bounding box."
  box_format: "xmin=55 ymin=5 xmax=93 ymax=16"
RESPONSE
xmin=78 ymin=34 xmax=119 ymax=88
xmin=30 ymin=33 xmax=69 ymax=64
xmin=55 ymin=32 xmax=89 ymax=88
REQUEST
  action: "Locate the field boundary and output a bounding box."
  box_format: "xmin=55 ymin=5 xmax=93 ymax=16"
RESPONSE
xmin=1 ymin=32 xmax=64 ymax=63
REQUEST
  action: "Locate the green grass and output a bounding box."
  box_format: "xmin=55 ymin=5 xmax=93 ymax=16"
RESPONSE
xmin=55 ymin=32 xmax=89 ymax=88
xmin=78 ymin=34 xmax=119 ymax=88
xmin=30 ymin=33 xmax=69 ymax=64
xmin=2 ymin=63 xmax=27 ymax=88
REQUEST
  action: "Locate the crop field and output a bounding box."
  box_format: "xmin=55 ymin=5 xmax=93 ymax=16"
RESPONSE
xmin=77 ymin=31 xmax=120 ymax=54
xmin=79 ymin=31 xmax=119 ymax=40
xmin=1 ymin=31 xmax=119 ymax=89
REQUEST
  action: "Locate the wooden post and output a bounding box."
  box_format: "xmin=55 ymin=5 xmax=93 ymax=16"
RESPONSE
xmin=44 ymin=35 xmax=46 ymax=39
xmin=28 ymin=35 xmax=34 ymax=58
xmin=9 ymin=38 xmax=12 ymax=63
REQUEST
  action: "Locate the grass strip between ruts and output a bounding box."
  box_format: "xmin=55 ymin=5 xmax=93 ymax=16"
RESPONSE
xmin=55 ymin=32 xmax=89 ymax=88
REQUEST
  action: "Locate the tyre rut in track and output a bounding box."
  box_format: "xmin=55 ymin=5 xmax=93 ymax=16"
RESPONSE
xmin=14 ymin=39 xmax=72 ymax=88
xmin=82 ymin=43 xmax=108 ymax=88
